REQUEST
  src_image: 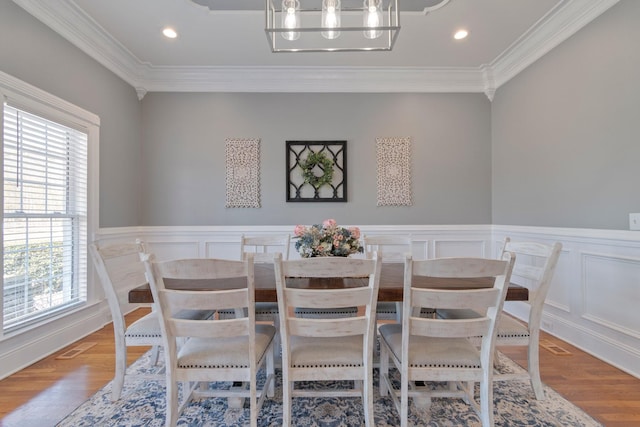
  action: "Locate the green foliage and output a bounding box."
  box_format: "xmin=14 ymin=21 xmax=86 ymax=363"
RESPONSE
xmin=300 ymin=151 xmax=334 ymax=188
xmin=3 ymin=243 xmax=64 ymax=292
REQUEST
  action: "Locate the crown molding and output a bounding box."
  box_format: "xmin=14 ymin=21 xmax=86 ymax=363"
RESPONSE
xmin=490 ymin=0 xmax=620 ymax=89
xmin=13 ymin=0 xmax=619 ymax=101
xmin=140 ymin=65 xmax=485 ymax=94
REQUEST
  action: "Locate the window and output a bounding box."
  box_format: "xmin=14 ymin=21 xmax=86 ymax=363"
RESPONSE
xmin=1 ymin=72 xmax=98 ymax=334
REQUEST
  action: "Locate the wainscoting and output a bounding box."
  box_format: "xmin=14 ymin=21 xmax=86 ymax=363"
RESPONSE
xmin=2 ymin=224 xmax=638 ymax=382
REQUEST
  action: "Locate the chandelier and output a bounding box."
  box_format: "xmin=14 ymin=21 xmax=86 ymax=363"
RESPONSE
xmin=265 ymin=0 xmax=400 ymax=53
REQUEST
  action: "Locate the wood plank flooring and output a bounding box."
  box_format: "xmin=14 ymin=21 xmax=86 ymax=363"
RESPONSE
xmin=1 ymin=308 xmax=639 ymax=426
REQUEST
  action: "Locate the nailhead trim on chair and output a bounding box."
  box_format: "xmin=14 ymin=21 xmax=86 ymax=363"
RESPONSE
xmin=410 ymin=362 xmax=481 ymax=368
xmin=292 ymin=363 xmax=363 ymax=368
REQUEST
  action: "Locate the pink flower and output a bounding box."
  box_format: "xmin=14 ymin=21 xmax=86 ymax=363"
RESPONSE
xmin=349 ymin=227 xmax=361 ymax=239
xmin=294 ymin=225 xmax=307 ymax=237
xmin=323 ymin=218 xmax=337 ymax=228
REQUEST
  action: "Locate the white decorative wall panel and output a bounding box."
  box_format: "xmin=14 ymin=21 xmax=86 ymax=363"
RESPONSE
xmin=225 ymin=138 xmax=260 ymax=208
xmin=582 ymin=252 xmax=640 ymax=338
xmin=376 ymin=137 xmax=412 ymax=206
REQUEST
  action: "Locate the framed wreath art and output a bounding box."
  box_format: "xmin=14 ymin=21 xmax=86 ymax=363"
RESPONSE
xmin=286 ymin=141 xmax=347 ymax=202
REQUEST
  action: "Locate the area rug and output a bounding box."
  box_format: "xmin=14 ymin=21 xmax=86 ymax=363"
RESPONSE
xmin=56 ymin=351 xmax=602 ymax=426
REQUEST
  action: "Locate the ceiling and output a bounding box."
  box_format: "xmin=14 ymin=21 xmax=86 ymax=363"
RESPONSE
xmin=13 ymin=0 xmax=618 ymax=99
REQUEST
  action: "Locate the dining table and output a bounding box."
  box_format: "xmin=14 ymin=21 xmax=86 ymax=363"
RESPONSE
xmin=128 ymin=262 xmax=528 ymax=303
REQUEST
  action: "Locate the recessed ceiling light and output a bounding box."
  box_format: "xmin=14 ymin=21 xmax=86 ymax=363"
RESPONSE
xmin=162 ymin=27 xmax=178 ymax=39
xmin=453 ymin=29 xmax=468 ymax=40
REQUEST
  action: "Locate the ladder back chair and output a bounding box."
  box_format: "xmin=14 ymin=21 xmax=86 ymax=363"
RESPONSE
xmin=274 ymin=253 xmax=382 ymax=427
xmin=379 ymin=254 xmax=515 ymax=427
xmin=90 ymin=240 xmax=162 ymax=401
xmin=142 ymin=253 xmax=276 ymax=427
xmin=497 ymin=238 xmax=562 ymax=399
xmin=438 ymin=238 xmax=562 ymax=400
xmin=363 ymin=234 xmax=429 ymax=321
xmin=220 ymin=234 xmax=291 ymax=321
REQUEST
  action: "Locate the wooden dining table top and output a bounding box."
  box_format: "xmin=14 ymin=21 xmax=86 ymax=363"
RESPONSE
xmin=128 ymin=262 xmax=528 ymax=304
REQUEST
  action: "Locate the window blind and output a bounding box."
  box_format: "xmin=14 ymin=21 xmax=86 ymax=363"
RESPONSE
xmin=3 ymin=103 xmax=88 ymax=331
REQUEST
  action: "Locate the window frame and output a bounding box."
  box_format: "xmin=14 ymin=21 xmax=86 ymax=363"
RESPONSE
xmin=0 ymin=71 xmax=99 ymax=338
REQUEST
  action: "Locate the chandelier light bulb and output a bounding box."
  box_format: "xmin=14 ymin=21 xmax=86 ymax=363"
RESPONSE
xmin=322 ymin=0 xmax=341 ymax=40
xmin=363 ymin=0 xmax=382 ymax=39
xmin=281 ymin=0 xmax=300 ymax=40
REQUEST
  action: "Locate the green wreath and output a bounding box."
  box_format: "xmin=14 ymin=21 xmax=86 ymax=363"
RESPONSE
xmin=300 ymin=152 xmax=334 ymax=188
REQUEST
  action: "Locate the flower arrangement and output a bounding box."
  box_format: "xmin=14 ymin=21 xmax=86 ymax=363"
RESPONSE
xmin=294 ymin=219 xmax=363 ymax=258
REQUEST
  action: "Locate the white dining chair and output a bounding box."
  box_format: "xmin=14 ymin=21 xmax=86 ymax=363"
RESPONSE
xmin=90 ymin=240 xmax=213 ymax=401
xmin=438 ymin=238 xmax=562 ymax=400
xmin=142 ymin=253 xmax=275 ymax=427
xmin=494 ymin=239 xmax=562 ymax=399
xmin=379 ymin=254 xmax=515 ymax=427
xmin=274 ymin=253 xmax=382 ymax=427
xmin=363 ymin=234 xmax=434 ymax=321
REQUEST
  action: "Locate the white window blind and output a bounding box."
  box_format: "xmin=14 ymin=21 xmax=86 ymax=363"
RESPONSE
xmin=3 ymin=103 xmax=88 ymax=331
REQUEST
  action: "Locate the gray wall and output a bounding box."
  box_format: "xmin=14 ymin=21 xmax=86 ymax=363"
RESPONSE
xmin=6 ymin=1 xmax=637 ymax=230
xmin=491 ymin=0 xmax=640 ymax=230
xmin=140 ymin=92 xmax=492 ymax=226
xmin=0 ymin=1 xmax=142 ymax=228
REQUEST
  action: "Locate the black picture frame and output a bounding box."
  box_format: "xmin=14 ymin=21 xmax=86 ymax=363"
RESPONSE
xmin=286 ymin=141 xmax=347 ymax=202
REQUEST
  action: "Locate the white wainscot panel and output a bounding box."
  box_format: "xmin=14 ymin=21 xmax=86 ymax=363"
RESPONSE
xmin=582 ymin=252 xmax=640 ymax=339
xmin=544 ymin=250 xmax=571 ymax=313
xmin=145 ymin=241 xmax=199 ymax=261
xmin=434 ymin=240 xmax=485 ymax=258
xmin=206 ymin=241 xmax=241 ymax=259
xmin=411 ymin=240 xmax=429 ymax=260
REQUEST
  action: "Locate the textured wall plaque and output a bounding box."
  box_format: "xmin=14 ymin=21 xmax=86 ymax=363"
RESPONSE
xmin=225 ymin=138 xmax=260 ymax=208
xmin=376 ymin=137 xmax=412 ymax=206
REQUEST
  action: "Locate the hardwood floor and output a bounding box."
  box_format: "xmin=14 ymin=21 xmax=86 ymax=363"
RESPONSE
xmin=1 ymin=308 xmax=639 ymax=426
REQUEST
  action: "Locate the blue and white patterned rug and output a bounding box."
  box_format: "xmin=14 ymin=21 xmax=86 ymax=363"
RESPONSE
xmin=56 ymin=351 xmax=602 ymax=426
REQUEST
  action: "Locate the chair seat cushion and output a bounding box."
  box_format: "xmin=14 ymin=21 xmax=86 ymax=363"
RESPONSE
xmin=177 ymin=324 xmax=276 ymax=369
xmin=217 ymin=303 xmax=278 ymax=321
xmin=125 ymin=312 xmax=161 ymax=338
xmin=379 ymin=323 xmax=481 ymax=368
xmin=496 ymin=313 xmax=530 ymax=338
xmin=289 ymin=335 xmax=364 ymax=368
xmin=438 ymin=310 xmax=531 ymax=339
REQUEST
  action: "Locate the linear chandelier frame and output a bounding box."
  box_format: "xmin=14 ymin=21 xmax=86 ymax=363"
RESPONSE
xmin=265 ymin=0 xmax=400 ymax=53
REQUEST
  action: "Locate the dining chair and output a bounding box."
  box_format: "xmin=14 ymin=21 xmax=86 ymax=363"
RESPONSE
xmin=379 ymin=254 xmax=515 ymax=427
xmin=363 ymin=234 xmax=432 ymax=321
xmin=90 ymin=240 xmax=162 ymax=401
xmin=90 ymin=240 xmax=214 ymax=401
xmin=439 ymin=238 xmax=562 ymax=400
xmin=495 ymin=239 xmax=562 ymax=399
xmin=233 ymin=234 xmax=291 ymax=359
xmin=274 ymin=252 xmax=382 ymax=427
xmin=219 ymin=234 xmax=291 ymax=320
xmin=142 ymin=253 xmax=276 ymax=427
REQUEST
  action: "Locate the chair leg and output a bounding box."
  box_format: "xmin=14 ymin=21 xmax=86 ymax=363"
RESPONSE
xmin=379 ymin=343 xmax=389 ymax=396
xmin=165 ymin=376 xmax=179 ymax=427
xmin=529 ymin=333 xmax=545 ymax=400
xmin=400 ymin=373 xmax=409 ymax=427
xmin=479 ymin=376 xmax=494 ymax=427
xmin=112 ymin=338 xmax=126 ymax=401
xmin=282 ymin=372 xmax=292 ymax=426
xmin=364 ymin=371 xmax=375 ymax=427
xmin=249 ymin=380 xmax=258 ymax=427
xmin=151 ymin=345 xmax=161 ymax=365
xmin=266 ymin=343 xmax=275 ymax=397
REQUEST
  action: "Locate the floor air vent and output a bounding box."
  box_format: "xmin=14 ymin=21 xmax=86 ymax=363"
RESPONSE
xmin=56 ymin=342 xmax=97 ymax=360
